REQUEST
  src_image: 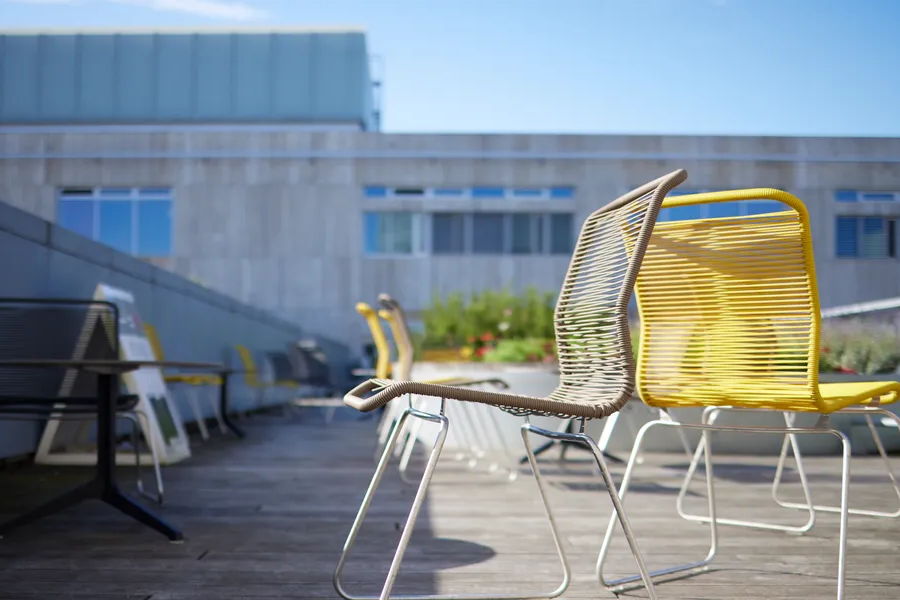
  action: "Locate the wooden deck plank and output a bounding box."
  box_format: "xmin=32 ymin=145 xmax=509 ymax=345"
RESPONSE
xmin=0 ymin=414 xmax=898 ymax=599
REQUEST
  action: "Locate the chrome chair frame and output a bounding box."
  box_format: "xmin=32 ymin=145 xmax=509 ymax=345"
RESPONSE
xmin=595 ymin=411 xmax=851 ymax=599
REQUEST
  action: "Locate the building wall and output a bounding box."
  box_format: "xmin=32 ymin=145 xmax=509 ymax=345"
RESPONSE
xmin=0 ymin=199 xmax=352 ymax=459
xmin=0 ymin=29 xmax=376 ymax=129
xmin=2 ymin=130 xmax=900 ymax=351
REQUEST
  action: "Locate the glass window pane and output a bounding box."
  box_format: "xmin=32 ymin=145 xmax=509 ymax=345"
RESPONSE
xmin=861 ymin=192 xmax=896 ymax=202
xmin=387 ymin=212 xmax=413 ymax=253
xmin=659 ymin=204 xmax=704 ymax=222
xmin=472 ymin=213 xmax=504 ymax=254
xmin=550 ymin=187 xmax=575 ymax=199
xmin=861 ymin=217 xmax=887 ymax=257
xmin=137 ymin=200 xmax=172 ymax=256
xmin=511 ymin=214 xmax=533 ymax=254
xmin=513 ymin=188 xmax=543 ymax=198
xmin=471 ymin=187 xmax=505 ymax=198
xmin=57 ymin=200 xmax=95 ymax=239
xmin=745 ymin=200 xmax=787 ymax=215
xmin=549 ymin=214 xmax=573 ymax=254
xmin=834 ymin=190 xmax=858 ymax=203
xmin=432 ymin=213 xmax=465 ymax=254
xmin=98 ymin=200 xmax=133 ymax=254
xmin=835 ymin=216 xmax=858 ymax=258
xmin=99 ymin=188 xmax=132 ymax=197
xmin=708 ymin=201 xmax=742 ymax=218
xmin=364 ymin=186 xmax=388 ymax=198
xmin=363 ymin=212 xmax=380 ymax=253
xmin=434 ymin=188 xmax=465 ymax=197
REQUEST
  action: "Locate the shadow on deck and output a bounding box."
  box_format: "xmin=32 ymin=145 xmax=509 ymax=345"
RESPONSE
xmin=1 ymin=410 xmax=899 ymax=599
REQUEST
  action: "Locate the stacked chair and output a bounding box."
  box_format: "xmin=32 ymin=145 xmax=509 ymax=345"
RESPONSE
xmin=334 ymin=170 xmax=688 ymax=600
xmin=595 ymin=188 xmax=900 ymax=600
xmin=375 ymin=294 xmax=519 ymax=482
xmin=354 ymin=299 xmax=512 ymax=483
xmin=144 ymin=323 xmax=226 ymax=443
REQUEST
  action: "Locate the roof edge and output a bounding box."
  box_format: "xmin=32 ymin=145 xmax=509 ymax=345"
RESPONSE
xmin=0 ymin=25 xmax=367 ymax=36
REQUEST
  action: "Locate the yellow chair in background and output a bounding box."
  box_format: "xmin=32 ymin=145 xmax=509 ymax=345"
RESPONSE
xmin=144 ymin=323 xmax=226 ymax=441
xmin=596 ymin=188 xmax=900 ymax=600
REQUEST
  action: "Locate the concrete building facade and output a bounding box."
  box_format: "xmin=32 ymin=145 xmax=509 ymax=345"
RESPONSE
xmin=2 ymin=30 xmax=900 ymax=352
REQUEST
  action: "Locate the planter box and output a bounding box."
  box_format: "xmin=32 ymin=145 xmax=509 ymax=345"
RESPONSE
xmin=404 ymin=363 xmax=900 ymax=458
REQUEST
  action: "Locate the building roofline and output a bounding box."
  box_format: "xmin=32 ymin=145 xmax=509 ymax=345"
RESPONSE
xmin=0 ymin=25 xmax=367 ymax=36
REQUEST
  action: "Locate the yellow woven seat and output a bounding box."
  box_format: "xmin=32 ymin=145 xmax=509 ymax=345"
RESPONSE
xmin=819 ymin=381 xmax=900 ymax=412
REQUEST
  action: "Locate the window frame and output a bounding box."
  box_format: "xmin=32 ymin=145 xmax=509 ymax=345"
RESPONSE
xmin=835 ymin=215 xmax=898 ymax=259
xmin=363 ymin=185 xmax=577 ymax=201
xmin=56 ymin=187 xmax=174 ymax=258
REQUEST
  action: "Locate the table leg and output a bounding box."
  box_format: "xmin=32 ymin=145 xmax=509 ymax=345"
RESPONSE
xmin=218 ymin=372 xmax=245 ymax=438
xmin=1 ymin=373 xmax=184 ymax=541
xmin=0 ymin=480 xmax=94 ymax=538
xmin=96 ymin=373 xmax=184 ymax=542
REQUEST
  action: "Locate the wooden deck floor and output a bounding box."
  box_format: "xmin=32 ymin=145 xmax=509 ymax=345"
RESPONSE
xmin=1 ymin=411 xmax=899 ymax=599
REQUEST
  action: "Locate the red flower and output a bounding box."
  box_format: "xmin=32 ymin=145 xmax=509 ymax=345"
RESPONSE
xmin=467 ymin=335 xmax=476 ymax=343
xmin=480 ymin=332 xmax=494 ymax=342
xmin=475 ymin=347 xmax=488 ymax=357
xmin=838 ymin=366 xmax=857 ymax=374
xmin=821 ymin=346 xmax=830 ymax=354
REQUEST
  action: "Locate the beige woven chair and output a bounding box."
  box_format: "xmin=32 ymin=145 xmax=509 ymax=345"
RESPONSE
xmin=333 ymin=169 xmax=687 ymax=600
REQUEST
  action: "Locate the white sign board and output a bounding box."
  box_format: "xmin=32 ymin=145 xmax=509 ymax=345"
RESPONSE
xmin=35 ymin=284 xmax=192 ymax=466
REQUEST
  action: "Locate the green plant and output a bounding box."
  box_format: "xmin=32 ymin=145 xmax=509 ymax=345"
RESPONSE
xmin=483 ymin=339 xmax=551 ymax=363
xmin=420 ymin=286 xmax=558 ymax=353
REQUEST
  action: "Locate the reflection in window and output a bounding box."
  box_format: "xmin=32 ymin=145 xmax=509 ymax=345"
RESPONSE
xmin=511 ymin=214 xmax=536 ymax=254
xmin=836 ymin=216 xmax=897 ymax=258
xmin=549 ymin=214 xmax=573 ymax=254
xmin=98 ymin=200 xmax=132 ymax=254
xmin=472 ymin=213 xmax=504 ymax=254
xmin=57 ymin=187 xmax=173 ymax=257
xmin=363 ymin=212 xmax=419 ymax=254
xmin=432 ymin=213 xmax=466 ymax=254
xmin=57 ymin=200 xmax=94 ymax=238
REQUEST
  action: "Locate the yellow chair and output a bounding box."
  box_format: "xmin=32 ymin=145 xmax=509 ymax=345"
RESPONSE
xmin=596 ymin=189 xmax=900 ymax=599
xmin=144 ymin=323 xmax=225 ymax=441
xmin=376 ymin=294 xmax=516 ymax=481
xmin=233 ymin=344 xmax=299 ymax=413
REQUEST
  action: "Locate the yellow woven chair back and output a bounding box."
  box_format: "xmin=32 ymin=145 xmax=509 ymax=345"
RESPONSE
xmin=234 ymin=344 xmax=263 ymax=388
xmin=143 ymin=322 xmax=165 ymax=361
xmin=634 ymin=188 xmax=825 ymax=412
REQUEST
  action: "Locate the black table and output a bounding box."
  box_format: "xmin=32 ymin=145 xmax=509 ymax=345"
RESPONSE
xmin=0 ymin=358 xmax=226 ymax=542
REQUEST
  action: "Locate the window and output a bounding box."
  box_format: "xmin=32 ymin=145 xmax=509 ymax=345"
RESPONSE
xmin=549 ymin=214 xmax=574 ymax=254
xmin=57 ymin=187 xmax=173 ymax=257
xmin=472 ymin=213 xmax=505 ymax=254
xmin=363 ymin=211 xmax=575 ymax=257
xmin=363 ymin=186 xmax=576 ymax=200
xmin=836 ymin=216 xmax=897 ymax=258
xmin=432 ymin=213 xmax=466 ymax=254
xmin=835 ymin=190 xmax=900 ymax=203
xmin=512 ymin=214 xmax=540 ymax=254
xmin=363 ymin=212 xmax=425 ymax=255
xmin=659 ymin=197 xmax=789 ymax=222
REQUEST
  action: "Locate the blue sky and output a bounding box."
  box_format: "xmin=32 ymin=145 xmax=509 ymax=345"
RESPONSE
xmin=1 ymin=0 xmax=898 ymax=137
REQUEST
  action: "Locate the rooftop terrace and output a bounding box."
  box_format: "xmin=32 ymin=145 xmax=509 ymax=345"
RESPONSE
xmin=1 ymin=414 xmax=898 ymax=599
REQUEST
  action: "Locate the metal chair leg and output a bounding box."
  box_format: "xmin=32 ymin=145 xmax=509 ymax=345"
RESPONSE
xmin=185 ymin=387 xmax=209 ymax=442
xmin=209 ymin=386 xmax=229 ymax=435
xmin=523 ymin=421 xmax=653 ymax=599
xmin=597 ymin=419 xmax=717 ymax=593
xmin=334 ymin=405 xmax=570 ymax=600
xmin=677 ymin=408 xmax=816 ymax=533
xmin=125 ymin=410 xmax=164 ymax=505
xmin=597 ymin=417 xmax=853 ymax=600
xmin=773 ymin=407 xmax=900 ymax=518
